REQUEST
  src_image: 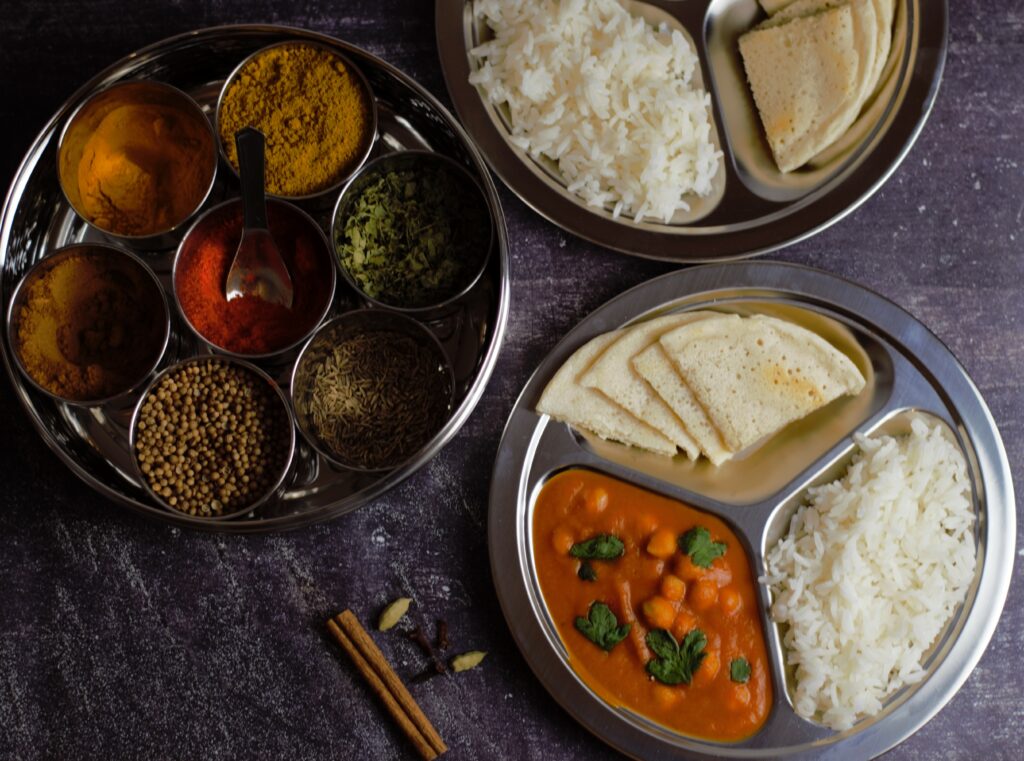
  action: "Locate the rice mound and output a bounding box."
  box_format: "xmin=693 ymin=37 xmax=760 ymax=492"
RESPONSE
xmin=469 ymin=0 xmax=721 ymax=224
xmin=764 ymin=417 xmax=976 ymax=730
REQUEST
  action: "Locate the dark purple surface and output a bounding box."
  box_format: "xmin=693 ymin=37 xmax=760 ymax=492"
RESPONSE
xmin=0 ymin=1 xmax=1020 ymax=759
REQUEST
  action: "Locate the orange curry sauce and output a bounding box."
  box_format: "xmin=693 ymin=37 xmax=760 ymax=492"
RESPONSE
xmin=533 ymin=469 xmax=771 ymax=741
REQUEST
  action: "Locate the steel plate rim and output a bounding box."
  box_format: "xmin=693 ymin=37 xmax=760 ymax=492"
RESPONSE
xmin=488 ymin=261 xmax=1014 ymax=759
xmin=0 ymin=23 xmax=511 ymax=533
xmin=436 ymin=1 xmax=949 ymax=262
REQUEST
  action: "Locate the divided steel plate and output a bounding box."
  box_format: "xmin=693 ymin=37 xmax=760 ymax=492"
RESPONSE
xmin=437 ymin=0 xmax=947 ymax=261
xmin=489 ymin=262 xmax=1013 ymax=759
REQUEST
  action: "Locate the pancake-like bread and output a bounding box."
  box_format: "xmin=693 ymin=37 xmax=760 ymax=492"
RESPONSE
xmin=739 ymin=4 xmax=858 ymax=172
xmin=789 ymin=0 xmax=896 ymax=167
xmin=867 ymin=0 xmax=894 ymax=98
xmin=536 ymin=332 xmax=677 ymax=455
xmin=759 ymin=0 xmax=798 ymax=13
xmin=658 ymin=314 xmax=866 ymax=452
xmin=580 ymin=312 xmax=718 ymax=460
xmin=761 ymin=0 xmax=882 ymax=110
xmin=632 ymin=340 xmax=734 ymax=466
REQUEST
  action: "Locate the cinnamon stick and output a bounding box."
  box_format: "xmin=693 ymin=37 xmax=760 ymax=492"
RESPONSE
xmin=326 ymin=618 xmax=439 ymax=760
xmin=334 ymin=610 xmax=448 ymax=757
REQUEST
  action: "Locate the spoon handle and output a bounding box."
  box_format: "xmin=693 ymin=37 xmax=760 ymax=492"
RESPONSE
xmin=236 ymin=127 xmax=269 ymax=230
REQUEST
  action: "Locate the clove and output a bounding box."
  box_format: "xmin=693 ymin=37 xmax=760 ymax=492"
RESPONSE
xmin=408 ymin=625 xmax=446 ymax=675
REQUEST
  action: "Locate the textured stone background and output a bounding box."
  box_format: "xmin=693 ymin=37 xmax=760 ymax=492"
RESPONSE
xmin=0 ymin=1 xmax=1021 ymax=759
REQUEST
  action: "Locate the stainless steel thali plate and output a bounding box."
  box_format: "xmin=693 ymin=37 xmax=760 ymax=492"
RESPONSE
xmin=0 ymin=24 xmax=510 ymax=532
xmin=488 ymin=262 xmax=1013 ymax=759
xmin=437 ymin=0 xmax=947 ymax=261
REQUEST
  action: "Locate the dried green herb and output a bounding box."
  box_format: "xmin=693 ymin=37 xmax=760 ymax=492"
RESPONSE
xmin=336 ymin=164 xmax=489 ymax=308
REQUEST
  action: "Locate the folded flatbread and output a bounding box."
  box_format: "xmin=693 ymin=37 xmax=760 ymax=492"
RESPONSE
xmin=580 ymin=312 xmax=719 ymax=460
xmin=658 ymin=314 xmax=866 ymax=452
xmin=537 ymin=332 xmax=677 ymax=455
xmin=632 ymin=340 xmax=734 ymax=466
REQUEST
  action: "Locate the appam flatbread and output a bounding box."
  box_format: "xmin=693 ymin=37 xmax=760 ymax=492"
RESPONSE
xmin=537 ymin=332 xmax=677 ymax=455
xmin=762 ymin=0 xmax=882 ymax=111
xmin=580 ymin=312 xmax=718 ymax=460
xmin=868 ymin=0 xmax=893 ymax=97
xmin=759 ymin=0 xmax=798 ymax=13
xmin=659 ymin=314 xmax=866 ymax=452
xmin=739 ymin=4 xmax=859 ymax=172
xmin=632 ymin=341 xmax=735 ymax=466
xmin=753 ymin=0 xmax=880 ymax=172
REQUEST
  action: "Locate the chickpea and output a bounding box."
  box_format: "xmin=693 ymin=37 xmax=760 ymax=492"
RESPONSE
xmin=670 ymin=610 xmax=697 ymax=642
xmin=581 ymin=487 xmax=609 ymax=515
xmin=646 ymin=528 xmax=677 ymax=559
xmin=642 ymin=595 xmax=677 ymax=630
xmin=690 ymin=579 xmax=719 ymax=612
xmin=652 ymin=684 xmax=680 ymax=709
xmin=635 ymin=512 xmax=659 ymax=537
xmin=660 ymin=574 xmax=686 ymax=601
xmin=719 ymin=586 xmax=742 ymax=616
xmin=552 ymin=526 xmax=574 ymax=555
xmin=691 ymin=649 xmax=720 ymax=688
xmin=674 ymin=554 xmax=707 ymax=582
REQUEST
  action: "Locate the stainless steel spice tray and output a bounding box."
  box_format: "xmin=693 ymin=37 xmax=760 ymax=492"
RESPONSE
xmin=489 ymin=262 xmax=1014 ymax=759
xmin=437 ymin=0 xmax=946 ymax=261
xmin=0 ymin=25 xmax=510 ymax=532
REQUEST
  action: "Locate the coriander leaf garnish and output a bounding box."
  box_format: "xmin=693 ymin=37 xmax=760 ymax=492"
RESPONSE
xmin=570 ymin=534 xmax=625 ymax=560
xmin=730 ymin=657 xmax=751 ymax=684
xmin=574 ymin=602 xmax=631 ymax=651
xmin=678 ymin=526 xmax=727 ymax=568
xmin=578 ymin=560 xmax=598 ymax=582
xmin=645 ymin=629 xmax=707 ymax=685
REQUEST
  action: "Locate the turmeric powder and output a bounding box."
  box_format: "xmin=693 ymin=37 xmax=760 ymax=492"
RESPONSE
xmin=75 ymin=102 xmax=212 ymax=236
xmin=218 ymin=43 xmax=373 ymax=197
xmin=14 ymin=249 xmax=165 ymax=401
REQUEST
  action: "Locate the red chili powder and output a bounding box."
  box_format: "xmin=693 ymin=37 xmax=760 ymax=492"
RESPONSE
xmin=176 ymin=201 xmax=333 ymax=354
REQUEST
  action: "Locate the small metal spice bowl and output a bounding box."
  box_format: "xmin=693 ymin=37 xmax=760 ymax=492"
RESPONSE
xmin=6 ymin=244 xmax=170 ymax=407
xmin=56 ymin=80 xmax=218 ymax=248
xmin=331 ymin=150 xmax=495 ymax=320
xmin=171 ymin=197 xmax=337 ymax=362
xmin=290 ymin=309 xmax=456 ymax=473
xmin=214 ymin=40 xmax=378 ymax=204
xmin=128 ymin=355 xmax=296 ymax=520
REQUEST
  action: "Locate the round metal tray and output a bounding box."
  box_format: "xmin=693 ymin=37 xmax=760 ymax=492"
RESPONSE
xmin=437 ymin=0 xmax=947 ymax=262
xmin=0 ymin=24 xmax=510 ymax=532
xmin=489 ymin=262 xmax=1013 ymax=759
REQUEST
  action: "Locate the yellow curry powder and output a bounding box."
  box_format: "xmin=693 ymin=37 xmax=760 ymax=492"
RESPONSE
xmin=15 ymin=251 xmax=165 ymax=401
xmin=76 ymin=103 xmax=212 ymax=236
xmin=218 ymin=44 xmax=372 ymax=197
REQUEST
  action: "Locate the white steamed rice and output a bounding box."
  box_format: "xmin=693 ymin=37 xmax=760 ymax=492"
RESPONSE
xmin=469 ymin=0 xmax=721 ymax=224
xmin=764 ymin=417 xmax=977 ymax=730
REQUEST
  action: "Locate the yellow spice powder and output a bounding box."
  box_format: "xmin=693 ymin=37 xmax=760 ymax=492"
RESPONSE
xmin=76 ymin=103 xmax=212 ymax=236
xmin=15 ymin=252 xmax=164 ymax=400
xmin=219 ymin=43 xmax=372 ymax=197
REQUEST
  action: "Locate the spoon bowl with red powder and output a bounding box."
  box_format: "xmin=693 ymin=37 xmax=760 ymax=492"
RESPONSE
xmin=173 ymin=198 xmax=336 ymax=359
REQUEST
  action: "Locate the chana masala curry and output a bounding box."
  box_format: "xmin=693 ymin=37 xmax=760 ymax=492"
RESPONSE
xmin=533 ymin=470 xmax=771 ymax=741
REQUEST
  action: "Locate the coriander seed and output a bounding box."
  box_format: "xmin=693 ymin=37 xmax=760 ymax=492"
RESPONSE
xmin=133 ymin=359 xmax=291 ymax=517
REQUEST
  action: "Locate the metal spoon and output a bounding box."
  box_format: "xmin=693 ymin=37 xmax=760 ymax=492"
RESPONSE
xmin=225 ymin=127 xmax=294 ymax=308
